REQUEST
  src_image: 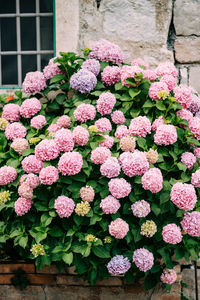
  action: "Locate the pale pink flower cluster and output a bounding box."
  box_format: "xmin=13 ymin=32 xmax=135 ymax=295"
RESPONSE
xmin=142 ymin=168 xmax=163 ymax=193
xmin=73 ymin=126 xmax=89 ymax=146
xmin=100 ymin=157 xmax=121 ymax=178
xmin=109 ymin=218 xmax=129 ymax=239
xmin=170 ymin=182 xmax=197 ymax=211
xmin=120 ymin=151 xmax=149 ymax=177
xmin=145 ymin=149 xmax=159 ymax=164
xmin=95 ymin=117 xmax=112 ymax=133
xmin=91 ymin=146 xmax=111 ymax=164
xmin=35 ymin=139 xmax=60 ymax=161
xmin=58 ymin=151 xmax=83 ymax=175
xmin=57 ymin=115 xmax=71 ymax=129
xmin=152 ymin=116 xmax=164 ymax=131
xmin=120 ymin=65 xmax=143 ymax=87
xmin=181 ymin=152 xmax=196 ymax=169
xmin=149 ymin=82 xmax=169 ymax=101
xmin=18 ymin=183 xmax=33 ymax=199
xmin=88 ymin=39 xmax=125 ymax=64
xmin=160 ymin=74 xmax=177 ymax=91
xmin=181 ymin=211 xmax=200 ymax=237
xmin=131 ymin=58 xmax=148 ymax=69
xmin=189 ymin=117 xmax=200 ymax=140
xmin=129 ymin=116 xmax=151 ymax=137
xmin=31 ymin=115 xmax=46 ymax=129
xmin=97 ymin=92 xmax=116 ymax=115
xmin=99 ymin=135 xmax=114 ymax=149
xmin=132 ymin=248 xmax=154 ymax=272
xmin=20 ymin=98 xmax=41 ymax=118
xmin=191 ymin=169 xmax=200 ymax=188
xmin=143 ymin=69 xmax=157 ymax=81
xmin=0 ymin=166 xmax=17 ymax=185
xmin=2 ymin=104 xmax=20 ymax=122
xmin=120 ymin=136 xmax=136 ymax=152
xmin=22 ymin=71 xmax=47 ymax=93
xmin=160 ymin=269 xmax=177 ymax=285
xmin=108 ymin=178 xmax=131 ymax=199
xmin=80 ymin=186 xmax=95 ymax=202
xmin=154 ymin=124 xmax=177 ymax=145
xmin=39 ymin=166 xmax=59 ymax=185
xmin=162 ymin=224 xmax=182 ymax=244
xmin=14 ymin=197 xmax=32 ymax=216
xmin=101 ymin=66 xmax=121 ymax=86
xmin=47 ymin=124 xmax=59 ymax=134
xmin=20 ymin=173 xmax=39 ymax=189
xmin=21 ymin=155 xmax=43 ymax=173
xmin=131 ymin=200 xmax=151 ymax=218
xmin=174 ymin=85 xmax=192 ymax=109
xmin=54 ymin=196 xmax=75 ymax=218
xmin=155 ymin=62 xmax=178 ymax=78
xmin=115 ymin=125 xmax=129 ymax=139
xmin=81 ymin=59 xmax=100 ymax=76
xmin=74 ymin=104 xmax=96 ymax=123
xmin=43 ymin=57 xmax=63 ymax=80
xmin=177 ymin=109 xmax=193 ymax=123
xmin=11 ymin=138 xmax=29 ymax=155
xmin=193 ymin=147 xmax=200 ymax=158
xmin=100 ymin=195 xmax=120 ymax=214
xmin=54 ymin=128 xmax=74 ymax=152
xmin=111 ymin=110 xmax=126 ymax=124
xmin=5 ymin=122 xmax=27 ymax=140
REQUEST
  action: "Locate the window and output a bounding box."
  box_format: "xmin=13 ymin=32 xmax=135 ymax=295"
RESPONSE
xmin=0 ymin=0 xmax=55 ymax=87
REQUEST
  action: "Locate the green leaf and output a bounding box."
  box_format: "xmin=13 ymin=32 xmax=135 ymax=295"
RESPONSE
xmin=144 ymin=274 xmax=157 ymax=290
xmin=49 ymin=226 xmax=64 ymax=237
xmin=174 ymin=248 xmax=185 ymax=260
xmin=157 ymin=248 xmax=173 ymax=268
xmin=156 ymin=101 xmax=166 ymax=111
xmin=128 ymin=88 xmax=141 ymax=99
xmin=187 ymin=137 xmax=200 ymax=146
xmin=115 ymin=82 xmax=123 ymax=91
xmin=48 ymin=101 xmax=60 ymax=110
xmin=143 ymin=100 xmax=154 ymax=108
xmin=22 ymin=148 xmax=35 ymax=156
xmin=56 ymin=94 xmax=66 ymax=104
xmin=89 ymin=269 xmax=97 ymax=285
xmin=6 ymin=158 xmax=20 ymax=168
xmin=177 ymin=162 xmax=187 ymax=172
xmin=160 ymin=191 xmax=170 ymax=204
xmin=18 ymin=236 xmax=28 ymax=248
xmin=50 ymin=74 xmax=66 ymax=84
xmin=41 ymin=213 xmax=53 ymax=227
xmin=62 ymin=252 xmax=73 ymax=265
xmin=151 ymin=203 xmax=161 ymax=216
xmin=15 ymin=90 xmax=22 ymax=99
xmin=137 ymin=137 xmax=147 ymax=150
xmin=189 ymin=248 xmax=198 ymax=261
xmin=92 ymin=246 xmax=110 ymax=258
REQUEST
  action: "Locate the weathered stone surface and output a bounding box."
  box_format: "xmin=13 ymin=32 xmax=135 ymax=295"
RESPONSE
xmin=175 ymin=37 xmax=200 ymax=63
xmin=0 ymin=263 xmax=35 ymax=274
xmin=182 ymin=269 xmax=195 ymax=300
xmin=151 ymin=283 xmax=181 ymax=300
xmin=179 ymin=68 xmax=188 ymax=86
xmin=174 ymin=0 xmax=200 ymax=36
xmin=189 ymin=66 xmax=200 ymax=93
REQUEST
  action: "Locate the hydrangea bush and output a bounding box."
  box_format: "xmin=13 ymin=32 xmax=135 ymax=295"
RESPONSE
xmin=0 ymin=39 xmax=200 ymax=289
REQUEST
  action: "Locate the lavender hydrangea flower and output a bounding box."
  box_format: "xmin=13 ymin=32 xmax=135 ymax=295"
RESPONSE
xmin=70 ymin=69 xmax=97 ymax=93
xmin=188 ymin=95 xmax=200 ymax=114
xmin=107 ymin=255 xmax=131 ymax=275
xmin=81 ymin=59 xmax=100 ymax=76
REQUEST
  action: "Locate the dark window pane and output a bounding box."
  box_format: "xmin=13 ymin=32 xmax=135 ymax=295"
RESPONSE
xmin=2 ymin=55 xmax=18 ymax=85
xmin=21 ymin=17 xmax=36 ymax=50
xmin=40 ymin=16 xmax=53 ymax=50
xmin=22 ymin=55 xmax=37 ymax=81
xmin=20 ymin=0 xmax=35 ymax=13
xmin=41 ymin=53 xmax=53 ymax=70
xmin=0 ymin=18 xmax=17 ymax=51
xmin=0 ymin=1 xmax=16 ymax=14
xmin=40 ymin=0 xmax=53 ymax=13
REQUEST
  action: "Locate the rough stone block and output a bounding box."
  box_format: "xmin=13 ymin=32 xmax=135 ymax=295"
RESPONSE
xmin=36 ymin=265 xmax=65 ymax=274
xmin=0 ymin=263 xmax=35 ymax=274
xmin=189 ymin=66 xmax=200 ymax=93
xmin=175 ymin=37 xmax=200 ymax=63
xmin=179 ymin=68 xmax=188 ymax=86
xmin=27 ymin=274 xmax=55 ymax=285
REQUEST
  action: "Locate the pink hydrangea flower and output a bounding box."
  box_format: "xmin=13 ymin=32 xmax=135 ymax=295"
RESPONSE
xmin=154 ymin=124 xmax=177 ymax=146
xmin=54 ymin=128 xmax=74 ymax=152
xmin=43 ymin=57 xmax=63 ymax=80
xmin=2 ymin=104 xmax=20 ymax=122
xmin=177 ymin=109 xmax=193 ymax=123
xmin=11 ymin=138 xmax=29 ymax=155
xmin=91 ymin=147 xmax=111 ymax=165
xmin=120 ymin=136 xmax=136 ymax=152
xmin=155 ymin=62 xmax=178 ymax=78
xmin=0 ymin=166 xmax=17 ymax=185
xmin=161 ymin=269 xmax=177 ymax=284
xmin=57 ymin=115 xmax=71 ymax=129
xmin=131 ymin=200 xmax=151 ymax=218
xmin=97 ymin=92 xmax=116 ymax=116
xmin=81 ymin=59 xmax=100 ymax=76
xmin=100 ymin=157 xmax=121 ymax=178
xmin=162 ymin=224 xmax=182 ymax=244
xmin=131 ymin=58 xmax=148 ymax=69
xmin=108 ymin=178 xmax=131 ymax=199
xmin=160 ymin=74 xmax=177 ymax=91
xmin=20 ymin=173 xmax=39 ymax=189
xmin=101 ymin=66 xmax=121 ymax=86
xmin=39 ymin=166 xmax=59 ymax=185
xmin=174 ymin=85 xmax=192 ymax=109
xmin=80 ymin=186 xmax=95 ymax=202
xmin=189 ymin=94 xmax=200 ymax=114
xmin=152 ymin=116 xmax=164 ymax=131
xmin=193 ymin=147 xmax=200 ymax=158
xmin=18 ymin=183 xmax=33 ymax=199
xmin=109 ymin=218 xmax=129 ymax=239
xmin=5 ymin=122 xmax=27 ymax=140
xmin=21 ymin=155 xmax=43 ymax=173
xmin=111 ymin=110 xmax=126 ymax=124
xmin=120 ymin=151 xmax=149 ymax=177
xmin=142 ymin=168 xmax=163 ymax=193
xmin=181 ymin=152 xmax=196 ymax=169
xmin=14 ymin=197 xmax=32 ymax=216
xmin=189 ymin=117 xmax=200 ymax=140
xmin=115 ymin=125 xmax=129 ymax=139
xmin=100 ymin=195 xmax=120 ymax=214
xmin=47 ymin=124 xmax=59 ymax=134
xmin=129 ymin=116 xmax=151 ymax=137
xmin=20 ymin=98 xmax=41 ymax=118
xmin=54 ymin=196 xmax=75 ymax=218
xmin=22 ymin=71 xmax=46 ymax=93
xmin=143 ymin=69 xmax=157 ymax=81
xmin=170 ymin=182 xmax=197 ymax=211
xmin=99 ymin=135 xmax=114 ymax=149
xmin=95 ymin=117 xmax=112 ymax=133
xmin=35 ymin=139 xmax=60 ymax=161
xmin=73 ymin=126 xmax=89 ymax=146
xmin=31 ymin=115 xmax=46 ymax=129
xmin=58 ymin=151 xmax=83 ymax=175
xmin=191 ymin=169 xmax=200 ymax=188
xmin=149 ymin=82 xmax=169 ymax=101
xmin=74 ymin=104 xmax=96 ymax=123
xmin=132 ymin=248 xmax=154 ymax=272
xmin=121 ymin=65 xmax=143 ymax=87
xmin=181 ymin=211 xmax=200 ymax=237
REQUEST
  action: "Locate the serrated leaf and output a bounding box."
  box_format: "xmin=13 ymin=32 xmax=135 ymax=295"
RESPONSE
xmin=62 ymin=252 xmax=73 ymax=265
xmin=50 ymin=74 xmax=66 ymax=84
xmin=92 ymin=246 xmax=110 ymax=258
